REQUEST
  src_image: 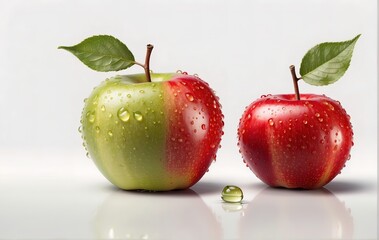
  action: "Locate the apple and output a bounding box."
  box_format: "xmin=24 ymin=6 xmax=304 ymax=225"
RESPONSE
xmin=237 ymin=35 xmax=360 ymax=189
xmin=238 ymin=93 xmax=353 ymax=189
xmin=60 ymin=36 xmax=223 ymax=191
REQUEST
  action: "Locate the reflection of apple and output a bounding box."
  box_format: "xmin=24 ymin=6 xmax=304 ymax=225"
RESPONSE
xmin=94 ymin=189 xmax=221 ymax=239
xmin=240 ymin=187 xmax=354 ymax=239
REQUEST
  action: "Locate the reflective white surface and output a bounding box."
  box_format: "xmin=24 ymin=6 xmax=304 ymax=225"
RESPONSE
xmin=0 ymin=151 xmax=376 ymax=240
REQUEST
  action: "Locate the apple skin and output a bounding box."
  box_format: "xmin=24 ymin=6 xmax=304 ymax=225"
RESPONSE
xmin=81 ymin=73 xmax=223 ymax=191
xmin=238 ymin=94 xmax=353 ymax=189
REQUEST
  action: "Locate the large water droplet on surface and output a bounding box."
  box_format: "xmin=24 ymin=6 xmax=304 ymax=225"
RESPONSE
xmin=134 ymin=111 xmax=143 ymax=121
xmin=117 ymin=107 xmax=130 ymax=122
xmin=221 ymin=185 xmax=243 ymax=203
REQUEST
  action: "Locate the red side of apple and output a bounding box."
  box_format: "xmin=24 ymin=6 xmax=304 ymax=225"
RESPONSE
xmin=238 ymin=94 xmax=353 ymax=189
xmin=163 ymin=75 xmax=224 ymax=187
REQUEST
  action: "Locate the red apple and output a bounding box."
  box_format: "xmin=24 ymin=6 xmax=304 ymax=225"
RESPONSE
xmin=237 ymin=34 xmax=360 ymax=189
xmin=238 ymin=93 xmax=353 ymax=189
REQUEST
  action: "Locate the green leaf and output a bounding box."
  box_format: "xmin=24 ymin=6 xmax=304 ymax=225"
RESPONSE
xmin=299 ymin=34 xmax=360 ymax=86
xmin=58 ymin=35 xmax=135 ymax=72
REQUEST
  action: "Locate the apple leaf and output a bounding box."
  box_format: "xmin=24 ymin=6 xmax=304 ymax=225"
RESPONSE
xmin=299 ymin=34 xmax=360 ymax=86
xmin=58 ymin=35 xmax=135 ymax=72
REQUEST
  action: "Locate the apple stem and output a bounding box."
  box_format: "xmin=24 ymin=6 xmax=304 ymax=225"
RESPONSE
xmin=290 ymin=65 xmax=301 ymax=100
xmin=134 ymin=44 xmax=154 ymax=82
xmin=144 ymin=44 xmax=154 ymax=82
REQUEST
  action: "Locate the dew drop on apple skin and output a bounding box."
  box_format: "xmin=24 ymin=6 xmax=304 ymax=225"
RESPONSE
xmin=117 ymin=107 xmax=130 ymax=122
xmin=221 ymin=185 xmax=243 ymax=203
xmin=185 ymin=93 xmax=194 ymax=102
xmin=133 ymin=111 xmax=143 ymax=121
xmin=268 ymin=118 xmax=274 ymax=126
xmin=86 ymin=111 xmax=96 ymax=123
xmin=108 ymin=130 xmax=113 ymax=137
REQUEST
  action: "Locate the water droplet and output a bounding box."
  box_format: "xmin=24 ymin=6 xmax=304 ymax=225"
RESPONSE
xmin=134 ymin=111 xmax=143 ymax=121
xmin=213 ymin=100 xmax=218 ymax=109
xmin=127 ymin=94 xmax=132 ymax=98
xmin=139 ymin=90 xmax=145 ymax=94
xmin=117 ymin=107 xmax=130 ymax=122
xmin=268 ymin=118 xmax=274 ymax=126
xmin=210 ymin=144 xmax=216 ymax=148
xmin=101 ymin=105 xmax=106 ymax=112
xmin=108 ymin=130 xmax=113 ymax=137
xmin=315 ymin=113 xmax=320 ymax=117
xmin=78 ymin=126 xmax=82 ymax=133
xmin=201 ymin=124 xmax=206 ymax=130
xmin=318 ymin=118 xmax=324 ymax=122
xmin=221 ymin=185 xmax=243 ymax=203
xmin=303 ymin=120 xmax=308 ymax=125
xmin=95 ymin=126 xmax=100 ymax=133
xmin=185 ymin=93 xmax=194 ymax=102
xmin=92 ymin=95 xmax=99 ymax=105
xmin=86 ymin=111 xmax=96 ymax=123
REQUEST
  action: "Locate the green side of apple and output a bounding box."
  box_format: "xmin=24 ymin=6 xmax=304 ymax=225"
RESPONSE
xmin=82 ymin=73 xmax=176 ymax=190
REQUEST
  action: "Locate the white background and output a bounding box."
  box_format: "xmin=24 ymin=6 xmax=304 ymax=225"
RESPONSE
xmin=0 ymin=0 xmax=377 ymax=239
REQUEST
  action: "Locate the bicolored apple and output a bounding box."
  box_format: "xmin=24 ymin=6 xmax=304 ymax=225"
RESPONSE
xmin=81 ymin=73 xmax=223 ymax=190
xmin=60 ymin=35 xmax=223 ymax=191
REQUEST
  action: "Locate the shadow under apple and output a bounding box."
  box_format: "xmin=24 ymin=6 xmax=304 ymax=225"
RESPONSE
xmin=93 ymin=189 xmax=221 ymax=240
xmin=239 ymin=187 xmax=354 ymax=239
